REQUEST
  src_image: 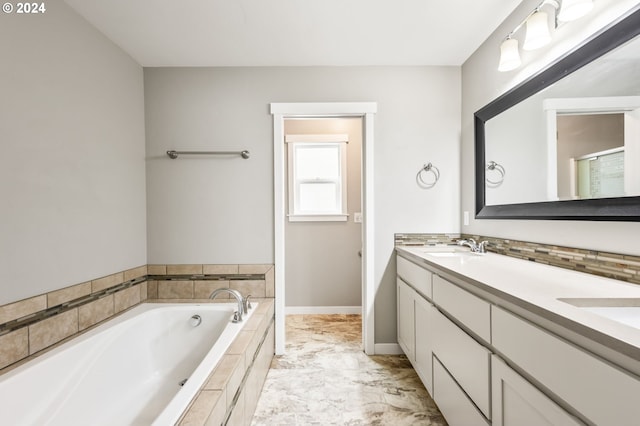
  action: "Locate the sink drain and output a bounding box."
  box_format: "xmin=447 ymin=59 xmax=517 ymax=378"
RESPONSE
xmin=179 ymin=378 xmax=188 ymax=387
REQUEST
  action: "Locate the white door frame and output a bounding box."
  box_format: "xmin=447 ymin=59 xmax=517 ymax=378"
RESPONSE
xmin=270 ymin=102 xmax=377 ymax=355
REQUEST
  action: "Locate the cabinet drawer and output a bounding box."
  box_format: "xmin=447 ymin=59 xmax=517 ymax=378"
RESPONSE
xmin=492 ymin=306 xmax=640 ymax=426
xmin=433 ymin=275 xmax=491 ymax=342
xmin=432 ymin=307 xmax=491 ymax=418
xmin=397 ymin=255 xmax=432 ymax=299
xmin=433 ymin=357 xmax=490 ymax=426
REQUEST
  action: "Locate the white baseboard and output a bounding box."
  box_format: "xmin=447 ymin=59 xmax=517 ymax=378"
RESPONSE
xmin=374 ymin=343 xmax=403 ymax=355
xmin=285 ymin=306 xmax=362 ymax=315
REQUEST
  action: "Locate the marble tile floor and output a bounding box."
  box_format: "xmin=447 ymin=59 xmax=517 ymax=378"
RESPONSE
xmin=251 ymin=314 xmax=447 ymax=426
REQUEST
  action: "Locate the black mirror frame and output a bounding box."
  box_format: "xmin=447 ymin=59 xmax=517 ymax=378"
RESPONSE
xmin=475 ymin=8 xmax=640 ymax=221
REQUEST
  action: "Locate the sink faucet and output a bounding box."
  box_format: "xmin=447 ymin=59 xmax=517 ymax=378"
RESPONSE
xmin=209 ymin=288 xmax=246 ymax=322
xmin=457 ymin=238 xmax=489 ymax=254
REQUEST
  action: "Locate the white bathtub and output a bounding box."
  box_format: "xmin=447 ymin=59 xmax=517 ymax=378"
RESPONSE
xmin=0 ymin=302 xmax=256 ymax=425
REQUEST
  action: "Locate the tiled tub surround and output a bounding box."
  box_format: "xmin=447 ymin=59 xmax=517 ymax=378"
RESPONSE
xmin=0 ymin=265 xmax=149 ymax=371
xmin=396 ymin=233 xmax=640 ymax=286
xmin=0 ymin=264 xmax=274 ymax=372
xmin=0 ymin=264 xmax=275 ymax=426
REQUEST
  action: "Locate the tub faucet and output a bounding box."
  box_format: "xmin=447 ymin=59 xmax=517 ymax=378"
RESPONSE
xmin=457 ymin=238 xmax=488 ymax=254
xmin=209 ymin=288 xmax=245 ymax=322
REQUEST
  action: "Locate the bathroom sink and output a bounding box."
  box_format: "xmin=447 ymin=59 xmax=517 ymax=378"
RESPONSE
xmin=406 ymin=246 xmax=471 ymax=256
xmin=558 ymin=298 xmax=640 ymax=330
xmin=427 ymin=252 xmax=467 ymax=257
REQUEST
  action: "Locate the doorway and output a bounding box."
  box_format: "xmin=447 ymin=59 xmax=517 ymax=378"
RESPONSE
xmin=271 ymin=102 xmax=377 ymax=355
xmin=283 ymin=117 xmax=363 ymax=313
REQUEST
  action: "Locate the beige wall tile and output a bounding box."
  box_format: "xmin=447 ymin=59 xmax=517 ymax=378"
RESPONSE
xmin=0 ymin=328 xmax=29 ymax=370
xmin=205 ymin=354 xmax=244 ymax=391
xmin=92 ymin=272 xmax=124 ymax=293
xmin=227 ymin=329 xmax=258 ymax=368
xmin=167 ymin=264 xmax=203 ymax=275
xmin=148 ymin=264 xmax=167 ymax=275
xmin=0 ymin=295 xmax=47 ymax=324
xmin=123 ymin=265 xmax=148 ymax=282
xmin=158 ymin=281 xmax=194 ymax=299
xmin=203 ymin=264 xmax=239 ymax=275
xmin=29 ymin=309 xmax=78 ymax=354
xmin=230 ymin=280 xmax=266 ymax=298
xmin=140 ymin=281 xmax=148 ymax=301
xmin=114 ymin=286 xmax=141 ymax=313
xmin=194 ymin=281 xmax=230 ymax=299
xmin=204 ymin=393 xmax=228 ymax=426
xmin=147 ymin=281 xmax=158 ymax=299
xmin=265 ymin=267 xmax=275 ymax=298
xmin=228 ymin=389 xmax=245 ymax=426
xmin=179 ymin=390 xmax=225 ymax=426
xmin=238 ymin=264 xmax=272 ymax=275
xmin=243 ymin=314 xmax=266 ymax=337
xmin=47 ymin=282 xmax=92 ymax=307
xmin=78 ymin=295 xmax=114 ymax=331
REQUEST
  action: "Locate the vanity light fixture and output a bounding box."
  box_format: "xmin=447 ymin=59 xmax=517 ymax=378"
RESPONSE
xmin=523 ymin=10 xmax=552 ymax=50
xmin=498 ymin=0 xmax=595 ymax=72
xmin=498 ymin=38 xmax=521 ymax=71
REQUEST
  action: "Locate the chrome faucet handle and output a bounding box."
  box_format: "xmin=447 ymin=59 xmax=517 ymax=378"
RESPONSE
xmin=478 ymin=241 xmax=489 ymax=253
xmin=244 ymin=295 xmax=252 ymax=313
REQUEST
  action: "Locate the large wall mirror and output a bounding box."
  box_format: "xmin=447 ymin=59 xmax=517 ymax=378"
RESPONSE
xmin=475 ymin=8 xmax=640 ymax=221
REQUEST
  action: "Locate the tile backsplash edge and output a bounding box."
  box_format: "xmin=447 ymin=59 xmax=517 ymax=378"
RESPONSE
xmin=395 ymin=233 xmax=640 ymax=286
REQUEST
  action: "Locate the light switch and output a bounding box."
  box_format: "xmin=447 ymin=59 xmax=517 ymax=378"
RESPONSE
xmin=354 ymin=212 xmax=363 ymax=223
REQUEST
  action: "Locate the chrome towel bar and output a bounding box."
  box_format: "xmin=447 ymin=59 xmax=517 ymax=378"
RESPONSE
xmin=166 ymin=150 xmax=250 ymax=159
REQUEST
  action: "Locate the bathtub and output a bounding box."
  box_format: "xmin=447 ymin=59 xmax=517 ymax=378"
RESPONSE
xmin=0 ymin=302 xmax=256 ymax=425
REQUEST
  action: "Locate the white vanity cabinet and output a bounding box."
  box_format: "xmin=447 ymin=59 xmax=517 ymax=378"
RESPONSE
xmin=396 ymin=255 xmax=490 ymax=421
xmin=396 ymin=249 xmax=640 ymax=426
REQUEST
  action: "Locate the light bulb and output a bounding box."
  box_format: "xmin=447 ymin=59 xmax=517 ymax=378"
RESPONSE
xmin=498 ymin=38 xmax=521 ymax=72
xmin=523 ymin=11 xmax=552 ymax=51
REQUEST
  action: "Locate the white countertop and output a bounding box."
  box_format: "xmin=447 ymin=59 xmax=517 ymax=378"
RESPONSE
xmin=396 ymin=245 xmax=640 ymax=361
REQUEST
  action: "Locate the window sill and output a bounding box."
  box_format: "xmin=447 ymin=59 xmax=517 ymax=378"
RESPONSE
xmin=287 ymin=214 xmax=349 ymax=222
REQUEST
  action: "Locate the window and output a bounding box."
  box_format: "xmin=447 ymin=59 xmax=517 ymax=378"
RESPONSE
xmin=286 ymin=134 xmax=348 ymax=221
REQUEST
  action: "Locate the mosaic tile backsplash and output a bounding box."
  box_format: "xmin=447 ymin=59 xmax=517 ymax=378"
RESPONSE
xmin=396 ymin=233 xmax=640 ymax=286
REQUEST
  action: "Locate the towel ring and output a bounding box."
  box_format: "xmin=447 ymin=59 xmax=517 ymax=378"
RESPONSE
xmin=486 ymin=161 xmax=505 ymax=186
xmin=416 ymin=163 xmax=440 ymax=188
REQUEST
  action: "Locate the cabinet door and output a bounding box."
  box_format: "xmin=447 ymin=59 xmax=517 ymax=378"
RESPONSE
xmin=414 ymin=296 xmax=433 ymax=395
xmin=397 ymin=278 xmax=415 ymax=361
xmin=492 ymin=355 xmax=583 ymax=426
xmin=492 ymin=306 xmax=640 ymax=426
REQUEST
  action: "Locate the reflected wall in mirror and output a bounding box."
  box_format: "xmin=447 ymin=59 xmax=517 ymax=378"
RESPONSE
xmin=475 ymin=8 xmax=640 ymax=220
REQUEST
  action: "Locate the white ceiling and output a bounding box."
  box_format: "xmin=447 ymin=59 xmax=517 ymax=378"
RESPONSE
xmin=63 ymin=0 xmax=523 ymax=67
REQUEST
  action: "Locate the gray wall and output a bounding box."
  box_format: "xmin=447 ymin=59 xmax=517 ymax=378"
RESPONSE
xmin=144 ymin=66 xmax=461 ymax=343
xmin=284 ymin=118 xmax=362 ymax=308
xmin=0 ymin=2 xmax=147 ymax=305
xmin=462 ymin=0 xmax=640 ymax=256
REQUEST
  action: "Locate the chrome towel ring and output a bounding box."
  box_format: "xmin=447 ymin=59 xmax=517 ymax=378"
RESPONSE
xmin=416 ymin=163 xmax=440 ymax=189
xmin=486 ymin=161 xmax=505 ymax=186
